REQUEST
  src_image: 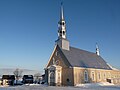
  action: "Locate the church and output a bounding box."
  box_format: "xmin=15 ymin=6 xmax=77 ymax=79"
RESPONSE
xmin=44 ymin=4 xmax=120 ymax=86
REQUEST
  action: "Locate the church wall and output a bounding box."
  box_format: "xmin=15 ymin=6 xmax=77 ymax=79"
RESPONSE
xmin=73 ymin=67 xmax=84 ymax=85
xmin=46 ymin=46 xmax=74 ymax=86
xmin=110 ymin=70 xmax=120 ymax=84
xmin=50 ymin=47 xmax=75 ymax=86
xmin=73 ymin=67 xmax=120 ymax=85
xmin=62 ymin=67 xmax=74 ymax=86
xmin=47 ymin=46 xmax=70 ymax=68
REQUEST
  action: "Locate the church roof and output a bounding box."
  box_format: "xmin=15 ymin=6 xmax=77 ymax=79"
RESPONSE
xmin=60 ymin=46 xmax=112 ymax=70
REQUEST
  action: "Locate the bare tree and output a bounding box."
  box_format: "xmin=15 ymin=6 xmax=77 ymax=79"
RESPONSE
xmin=13 ymin=68 xmax=23 ymax=84
xmin=34 ymin=73 xmax=41 ymax=84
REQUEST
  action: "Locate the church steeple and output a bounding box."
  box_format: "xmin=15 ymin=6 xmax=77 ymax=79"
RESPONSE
xmin=60 ymin=2 xmax=64 ymax=21
xmin=56 ymin=3 xmax=69 ymax=51
xmin=58 ymin=2 xmax=66 ymax=39
xmin=96 ymin=43 xmax=100 ymax=56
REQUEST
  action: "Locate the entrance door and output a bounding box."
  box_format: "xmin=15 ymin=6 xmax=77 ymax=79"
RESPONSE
xmin=49 ymin=71 xmax=55 ymax=86
xmin=48 ymin=65 xmax=62 ymax=86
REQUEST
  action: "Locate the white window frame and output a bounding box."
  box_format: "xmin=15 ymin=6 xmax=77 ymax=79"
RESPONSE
xmin=91 ymin=71 xmax=95 ymax=81
xmin=84 ymin=70 xmax=88 ymax=82
xmin=103 ymin=72 xmax=106 ymax=80
xmin=98 ymin=72 xmax=101 ymax=80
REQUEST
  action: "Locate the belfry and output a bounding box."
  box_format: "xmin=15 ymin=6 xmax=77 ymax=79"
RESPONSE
xmin=56 ymin=3 xmax=69 ymax=51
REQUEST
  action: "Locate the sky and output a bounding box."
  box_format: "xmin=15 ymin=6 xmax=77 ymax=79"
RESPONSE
xmin=0 ymin=0 xmax=120 ymax=73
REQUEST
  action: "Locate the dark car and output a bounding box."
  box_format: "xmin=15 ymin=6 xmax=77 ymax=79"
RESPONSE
xmin=22 ymin=75 xmax=33 ymax=84
xmin=2 ymin=75 xmax=15 ymax=86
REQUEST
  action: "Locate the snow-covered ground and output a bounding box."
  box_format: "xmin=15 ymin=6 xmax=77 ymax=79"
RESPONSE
xmin=0 ymin=84 xmax=120 ymax=90
xmin=76 ymin=82 xmax=115 ymax=87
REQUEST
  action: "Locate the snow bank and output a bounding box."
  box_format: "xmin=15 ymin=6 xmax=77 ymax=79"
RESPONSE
xmin=22 ymin=83 xmax=41 ymax=86
xmin=98 ymin=82 xmax=114 ymax=86
xmin=76 ymin=82 xmax=114 ymax=87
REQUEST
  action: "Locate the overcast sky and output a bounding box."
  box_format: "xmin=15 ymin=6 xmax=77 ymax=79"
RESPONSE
xmin=0 ymin=0 xmax=120 ymax=72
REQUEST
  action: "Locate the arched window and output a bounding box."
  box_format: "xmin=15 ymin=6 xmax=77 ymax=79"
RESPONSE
xmin=52 ymin=57 xmax=55 ymax=65
xmin=91 ymin=71 xmax=95 ymax=81
xmin=56 ymin=60 xmax=59 ymax=65
xmin=63 ymin=31 xmax=65 ymax=35
xmin=84 ymin=70 xmax=88 ymax=82
xmin=98 ymin=72 xmax=101 ymax=80
xmin=60 ymin=31 xmax=62 ymax=36
xmin=55 ymin=51 xmax=58 ymax=56
xmin=103 ymin=73 xmax=106 ymax=80
xmin=62 ymin=22 xmax=65 ymax=25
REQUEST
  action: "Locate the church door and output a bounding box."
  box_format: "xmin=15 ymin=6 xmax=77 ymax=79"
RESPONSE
xmin=49 ymin=71 xmax=55 ymax=86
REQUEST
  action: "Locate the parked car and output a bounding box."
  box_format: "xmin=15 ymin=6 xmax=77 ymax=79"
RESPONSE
xmin=22 ymin=75 xmax=33 ymax=84
xmin=2 ymin=75 xmax=15 ymax=86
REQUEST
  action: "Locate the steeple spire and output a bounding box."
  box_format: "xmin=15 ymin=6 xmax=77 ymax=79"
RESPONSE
xmin=60 ymin=2 xmax=64 ymax=20
xmin=96 ymin=43 xmax=100 ymax=56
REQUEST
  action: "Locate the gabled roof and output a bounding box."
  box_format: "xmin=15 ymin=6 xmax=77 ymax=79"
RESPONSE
xmin=60 ymin=46 xmax=112 ymax=70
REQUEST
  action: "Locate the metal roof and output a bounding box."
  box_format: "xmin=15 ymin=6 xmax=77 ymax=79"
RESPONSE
xmin=60 ymin=46 xmax=112 ymax=70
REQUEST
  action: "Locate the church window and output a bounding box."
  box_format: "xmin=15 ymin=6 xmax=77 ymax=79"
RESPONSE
xmin=98 ymin=72 xmax=101 ymax=80
xmin=84 ymin=70 xmax=88 ymax=82
xmin=52 ymin=57 xmax=55 ymax=65
xmin=91 ymin=71 xmax=95 ymax=81
xmin=103 ymin=73 xmax=106 ymax=80
xmin=60 ymin=31 xmax=62 ymax=36
xmin=56 ymin=60 xmax=59 ymax=65
xmin=55 ymin=51 xmax=58 ymax=56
